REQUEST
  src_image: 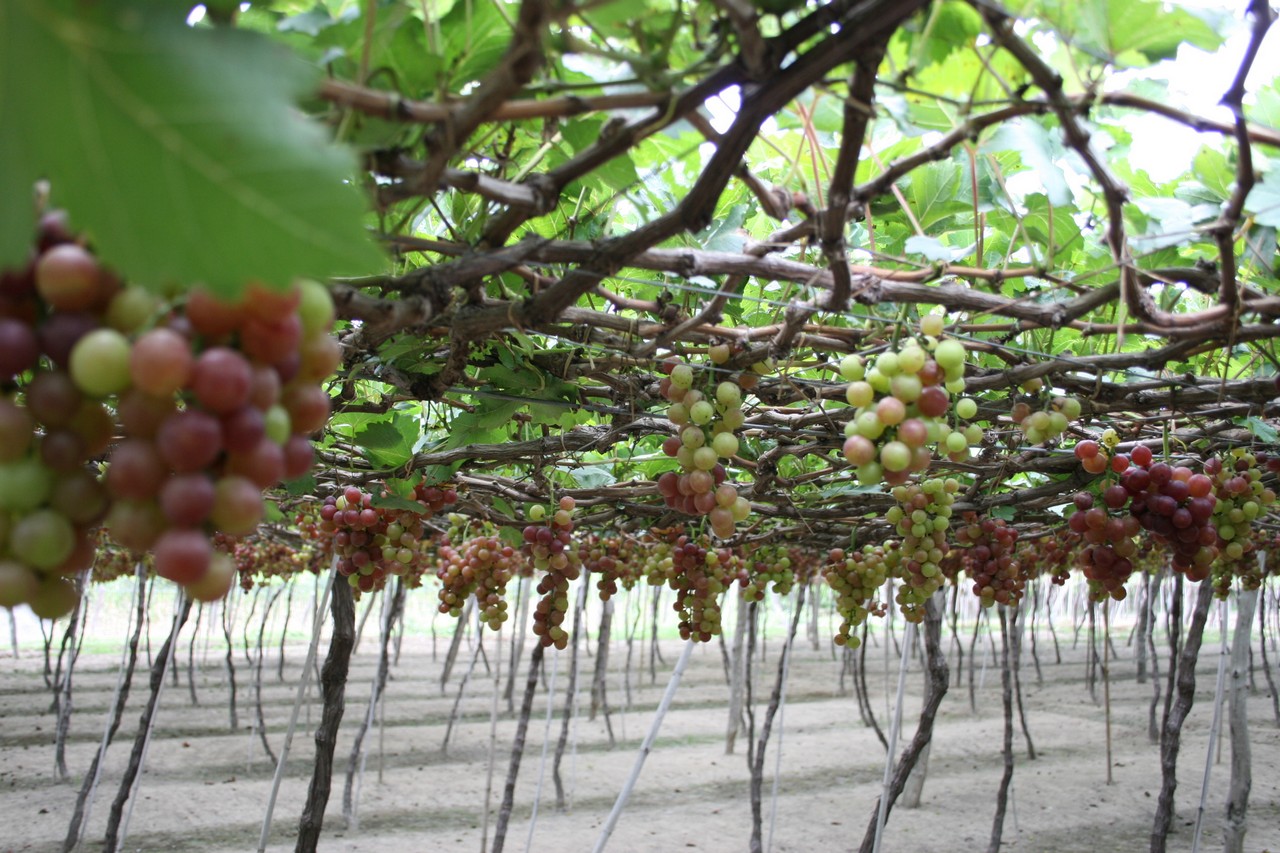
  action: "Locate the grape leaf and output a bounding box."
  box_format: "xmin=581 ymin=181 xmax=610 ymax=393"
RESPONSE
xmin=0 ymin=2 xmax=384 ymax=297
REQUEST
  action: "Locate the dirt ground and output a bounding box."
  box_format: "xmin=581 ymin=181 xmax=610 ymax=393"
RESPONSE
xmin=1 ymin=587 xmax=1279 ymax=853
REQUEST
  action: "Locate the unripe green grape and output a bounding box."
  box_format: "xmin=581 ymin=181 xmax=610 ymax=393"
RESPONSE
xmin=1047 ymin=411 xmax=1069 ymax=435
xmin=681 ymin=426 xmax=706 ymax=449
xmin=731 ymin=496 xmax=751 ymax=521
xmin=934 ymin=339 xmax=965 ymax=371
xmin=689 ymin=400 xmax=715 ymax=425
xmin=721 ymin=409 xmax=746 ymax=430
xmin=876 ymin=352 xmax=901 ymax=377
xmin=712 ymin=432 xmax=739 ymax=459
xmin=855 ymin=411 xmax=885 ymax=439
xmin=69 ymin=329 xmax=132 ymax=397
xmin=955 ymin=397 xmax=978 ymax=419
xmin=709 ymin=344 xmax=731 ymax=364
xmin=693 ymin=446 xmax=718 ymax=470
xmin=897 ymin=345 xmax=926 ymax=375
xmin=846 ymin=381 xmax=873 ymax=408
xmin=264 ymin=405 xmax=292 ymax=444
xmin=890 ymin=374 xmax=922 ymax=403
xmin=670 ymin=363 xmax=694 ymax=389
xmin=716 ymin=381 xmax=742 ymax=408
xmin=838 ymin=354 xmax=864 ymax=381
xmin=964 ymin=423 xmax=984 ymax=444
xmin=855 ymin=461 xmax=882 ymax=484
xmin=945 ymin=378 xmax=966 ymax=394
xmin=668 ymin=403 xmax=689 ymax=425
xmin=866 ymin=368 xmax=890 ymax=393
xmin=1056 ymin=396 xmax=1082 ymax=419
xmin=528 ymin=504 xmax=546 ymax=522
xmin=919 ymin=314 xmax=945 ymax=337
xmin=676 ymin=446 xmax=695 ymax=469
xmin=880 ymin=441 xmax=911 ymax=472
xmin=945 ymin=431 xmax=968 ymax=454
xmin=0 ymin=458 xmax=54 ymax=512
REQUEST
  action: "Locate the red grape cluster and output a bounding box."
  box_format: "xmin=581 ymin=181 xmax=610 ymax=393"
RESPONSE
xmin=655 ymin=357 xmax=752 ymax=538
xmin=1113 ymin=445 xmax=1219 ymax=583
xmin=525 ymin=497 xmax=581 ymax=649
xmin=317 ymin=483 xmax=449 ymax=593
xmin=1 ymin=219 xmax=336 ymax=615
xmin=823 ymin=545 xmax=892 ymax=647
xmin=951 ymin=513 xmax=1023 ymax=606
xmin=578 ymin=534 xmax=641 ymax=600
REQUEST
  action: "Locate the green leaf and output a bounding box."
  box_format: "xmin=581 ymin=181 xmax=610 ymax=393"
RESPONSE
xmin=370 ymin=493 xmax=430 ymax=514
xmin=1240 ymin=416 xmax=1279 ymax=444
xmin=906 ymin=162 xmax=967 ymax=230
xmin=904 ymin=235 xmax=961 ymax=262
xmin=567 ymin=465 xmax=616 ymax=489
xmin=983 ymin=119 xmax=1071 ymax=207
xmin=0 ymin=2 xmax=384 ymax=296
xmin=1246 ymin=169 xmax=1280 ymax=227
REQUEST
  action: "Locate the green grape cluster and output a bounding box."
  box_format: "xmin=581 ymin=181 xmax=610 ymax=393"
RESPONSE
xmin=823 ymin=544 xmax=894 ymax=646
xmin=838 ymin=320 xmax=977 ymax=487
xmin=885 ymin=477 xmax=957 ymax=618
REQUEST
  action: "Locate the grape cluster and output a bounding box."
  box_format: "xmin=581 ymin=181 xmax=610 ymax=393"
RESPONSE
xmin=952 ymin=514 xmax=1023 ymax=606
xmin=885 ymin=477 xmax=957 ymax=617
xmin=317 ymin=483 xmax=449 ymax=593
xmin=656 ymin=358 xmax=752 ymax=538
xmin=1119 ymin=446 xmax=1220 ymax=582
xmin=0 ymin=220 xmax=332 ymax=614
xmin=1010 ymin=392 xmax=1081 ymax=445
xmin=839 ymin=322 xmax=976 ymax=487
xmin=661 ymin=535 xmax=734 ymax=642
xmin=823 ymin=545 xmax=892 ymax=647
xmin=579 ymin=534 xmax=641 ymax=600
xmin=742 ymin=543 xmax=799 ymax=601
xmin=1207 ymin=450 xmax=1277 ymax=569
xmin=1066 ymin=487 xmax=1141 ymax=600
xmin=524 ymin=497 xmax=581 ymax=649
xmin=232 ymin=537 xmax=304 ymax=591
xmin=437 ymin=520 xmax=521 ymax=630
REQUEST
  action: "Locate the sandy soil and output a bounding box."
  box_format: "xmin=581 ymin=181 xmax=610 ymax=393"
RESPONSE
xmin=1 ymin=588 xmax=1279 ymax=853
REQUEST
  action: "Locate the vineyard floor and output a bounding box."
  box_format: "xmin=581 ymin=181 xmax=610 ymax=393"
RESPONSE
xmin=2 ymin=613 xmax=1279 ymax=853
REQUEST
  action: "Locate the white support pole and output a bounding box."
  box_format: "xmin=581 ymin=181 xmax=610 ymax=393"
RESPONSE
xmin=591 ymin=639 xmax=695 ymax=853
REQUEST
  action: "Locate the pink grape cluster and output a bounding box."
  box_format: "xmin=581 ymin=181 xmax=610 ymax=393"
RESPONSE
xmin=950 ymin=514 xmax=1023 ymax=607
xmin=1 ymin=219 xmax=336 ymax=615
xmin=525 ymin=497 xmax=581 ymax=649
xmin=437 ymin=522 xmax=521 ymax=630
xmin=317 ymin=483 xmax=453 ymax=593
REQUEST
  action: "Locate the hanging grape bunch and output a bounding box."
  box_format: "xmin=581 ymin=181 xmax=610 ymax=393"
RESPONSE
xmin=1008 ymin=382 xmax=1082 ymax=445
xmin=742 ymin=542 xmax=799 ymax=601
xmin=524 ymin=497 xmax=581 ymax=649
xmin=0 ymin=216 xmax=335 ymax=615
xmin=663 ymin=534 xmax=735 ymax=642
xmin=655 ymin=354 xmax=752 ymax=538
xmin=438 ymin=515 xmax=521 ymax=630
xmin=823 ymin=543 xmax=893 ymax=646
xmin=951 ymin=513 xmax=1023 ymax=607
xmin=885 ymin=476 xmax=958 ymax=619
xmin=838 ymin=315 xmax=978 ymax=487
xmin=1206 ymin=450 xmax=1277 ymax=588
